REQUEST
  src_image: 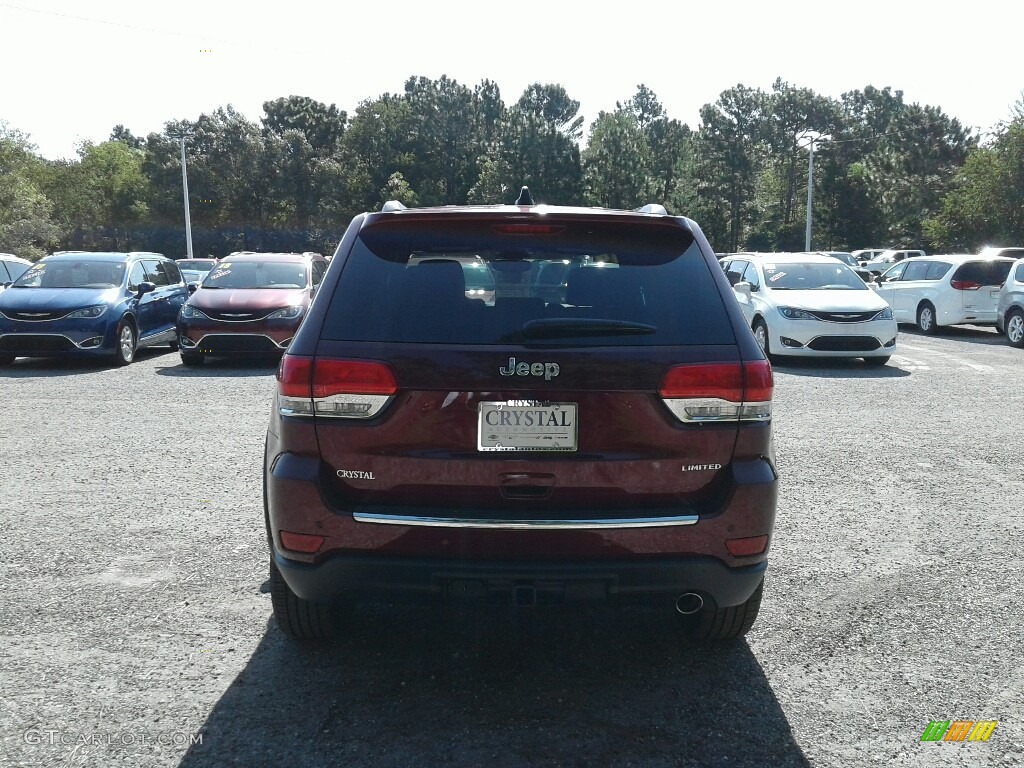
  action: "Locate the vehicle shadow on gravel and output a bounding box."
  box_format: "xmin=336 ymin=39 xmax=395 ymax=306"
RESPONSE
xmin=898 ymin=324 xmax=1007 ymax=346
xmin=178 ymin=606 xmax=809 ymax=768
xmin=154 ymin=356 xmax=280 ymax=377
xmin=0 ymin=347 xmax=173 ymax=377
xmin=770 ymin=357 xmax=910 ymax=379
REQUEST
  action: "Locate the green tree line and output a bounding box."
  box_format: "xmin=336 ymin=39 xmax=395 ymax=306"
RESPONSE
xmin=2 ymin=77 xmax=1023 ymax=261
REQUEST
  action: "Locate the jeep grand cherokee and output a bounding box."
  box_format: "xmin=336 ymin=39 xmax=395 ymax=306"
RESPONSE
xmin=263 ymin=189 xmax=778 ymax=641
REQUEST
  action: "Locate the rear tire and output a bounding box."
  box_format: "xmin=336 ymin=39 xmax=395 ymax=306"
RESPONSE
xmin=916 ymin=302 xmax=939 ymax=335
xmin=864 ymin=355 xmax=890 ymax=366
xmin=180 ymin=351 xmax=204 ymax=366
xmin=270 ymin=559 xmax=335 ymax=640
xmin=1006 ymin=308 xmax=1024 ymax=348
xmin=691 ymin=579 xmax=764 ymax=641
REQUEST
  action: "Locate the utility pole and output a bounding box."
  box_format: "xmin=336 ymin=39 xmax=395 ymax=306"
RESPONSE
xmin=168 ymin=130 xmax=195 ymax=259
xmin=805 ymin=136 xmax=815 ymax=252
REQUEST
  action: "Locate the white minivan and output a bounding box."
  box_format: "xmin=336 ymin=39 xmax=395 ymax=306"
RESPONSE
xmin=874 ymin=254 xmax=1015 ymax=333
xmin=859 ymin=249 xmax=926 ymax=276
xmin=720 ymin=252 xmax=897 ymax=365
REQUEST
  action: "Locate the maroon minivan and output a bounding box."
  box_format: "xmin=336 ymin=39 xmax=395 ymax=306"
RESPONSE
xmin=177 ymin=251 xmax=327 ymax=365
xmin=264 ymin=192 xmax=778 ymax=640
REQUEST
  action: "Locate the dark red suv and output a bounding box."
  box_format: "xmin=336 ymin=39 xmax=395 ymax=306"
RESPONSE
xmin=264 ymin=191 xmax=777 ymax=641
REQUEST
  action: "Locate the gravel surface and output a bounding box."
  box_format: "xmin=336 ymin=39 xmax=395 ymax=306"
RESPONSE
xmin=1 ymin=327 xmax=1022 ymax=768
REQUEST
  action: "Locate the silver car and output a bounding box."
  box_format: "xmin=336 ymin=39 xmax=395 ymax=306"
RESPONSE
xmin=996 ymin=256 xmax=1024 ymax=347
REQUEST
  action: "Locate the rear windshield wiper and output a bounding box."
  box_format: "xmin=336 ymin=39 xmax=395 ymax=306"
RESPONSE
xmin=522 ymin=318 xmax=656 ymax=339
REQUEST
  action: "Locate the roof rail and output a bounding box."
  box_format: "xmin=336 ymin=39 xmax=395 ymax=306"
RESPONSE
xmin=635 ymin=204 xmax=668 ymax=215
xmin=382 ymin=200 xmax=407 ymax=212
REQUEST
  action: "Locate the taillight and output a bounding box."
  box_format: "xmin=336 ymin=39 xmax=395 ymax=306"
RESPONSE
xmin=950 ymin=280 xmax=980 ymax=290
xmin=277 ymin=355 xmax=397 ymax=418
xmin=659 ymin=361 xmax=773 ymax=423
xmin=277 ymin=355 xmax=312 ymax=398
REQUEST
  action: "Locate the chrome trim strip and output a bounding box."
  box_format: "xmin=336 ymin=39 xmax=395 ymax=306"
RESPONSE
xmin=196 ymin=312 xmax=274 ymax=322
xmin=352 ymin=512 xmax=700 ymax=529
xmin=192 ymin=333 xmax=289 ymax=349
xmin=0 ymin=310 xmax=72 ymax=322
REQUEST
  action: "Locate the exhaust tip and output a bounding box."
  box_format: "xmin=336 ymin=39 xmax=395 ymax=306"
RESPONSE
xmin=675 ymin=593 xmax=704 ymax=615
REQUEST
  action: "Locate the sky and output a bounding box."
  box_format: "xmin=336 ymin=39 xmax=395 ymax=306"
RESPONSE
xmin=3 ymin=0 xmax=1023 ymax=160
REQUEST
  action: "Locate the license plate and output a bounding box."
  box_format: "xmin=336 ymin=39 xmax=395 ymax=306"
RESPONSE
xmin=991 ymin=290 xmax=1000 ymax=299
xmin=477 ymin=401 xmax=577 ymax=451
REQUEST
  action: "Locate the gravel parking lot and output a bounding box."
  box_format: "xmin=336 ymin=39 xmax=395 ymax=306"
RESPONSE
xmin=2 ymin=328 xmax=1022 ymax=768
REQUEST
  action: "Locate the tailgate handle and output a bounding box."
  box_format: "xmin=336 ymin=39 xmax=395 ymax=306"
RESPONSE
xmin=499 ymin=473 xmax=555 ymax=500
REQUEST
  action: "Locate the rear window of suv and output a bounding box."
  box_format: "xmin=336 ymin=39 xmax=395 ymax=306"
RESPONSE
xmin=322 ymin=217 xmax=735 ymax=346
xmin=951 ymin=260 xmax=1013 ymax=285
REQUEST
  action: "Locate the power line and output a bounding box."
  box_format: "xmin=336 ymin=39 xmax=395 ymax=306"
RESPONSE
xmin=1 ymin=1 xmax=203 ymax=39
xmin=0 ymin=1 xmax=290 ymax=53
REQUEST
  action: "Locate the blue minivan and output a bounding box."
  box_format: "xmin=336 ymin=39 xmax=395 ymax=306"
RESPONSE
xmin=0 ymin=251 xmax=188 ymax=366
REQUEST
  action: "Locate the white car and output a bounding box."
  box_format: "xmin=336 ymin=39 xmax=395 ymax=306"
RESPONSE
xmin=852 ymin=248 xmax=886 ymax=262
xmin=176 ymin=258 xmax=219 ymax=287
xmin=0 ymin=253 xmax=32 ymax=289
xmin=996 ymin=256 xmax=1024 ymax=347
xmin=719 ymin=252 xmax=897 ymax=365
xmin=859 ymin=249 xmax=926 ymax=276
xmin=874 ymin=254 xmax=1016 ymax=334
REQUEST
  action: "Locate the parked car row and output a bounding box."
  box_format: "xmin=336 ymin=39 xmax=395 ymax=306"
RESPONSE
xmin=717 ymin=248 xmax=1024 ymax=361
xmin=3 ymin=242 xmax=1021 ymax=369
xmin=0 ymin=249 xmax=326 ymax=366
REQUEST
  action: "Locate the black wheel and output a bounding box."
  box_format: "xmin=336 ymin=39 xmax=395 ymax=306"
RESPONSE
xmin=916 ymin=302 xmax=939 ymax=335
xmin=752 ymin=319 xmax=773 ymax=362
xmin=180 ymin=351 xmax=205 ymax=366
xmin=863 ymin=355 xmax=890 ymax=367
xmin=113 ymin=319 xmax=137 ymax=366
xmin=691 ymin=579 xmax=764 ymax=641
xmin=270 ymin=559 xmax=335 ymax=640
xmin=1006 ymin=308 xmax=1024 ymax=348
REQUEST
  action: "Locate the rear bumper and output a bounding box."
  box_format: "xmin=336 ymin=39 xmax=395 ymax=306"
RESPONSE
xmin=273 ymin=549 xmax=768 ymax=609
xmin=265 ymin=447 xmax=778 ymax=609
xmin=769 ymin=318 xmax=897 ymax=356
